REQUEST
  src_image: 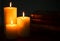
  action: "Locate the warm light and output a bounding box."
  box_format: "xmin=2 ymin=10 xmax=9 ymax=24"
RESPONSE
xmin=31 ymin=14 xmax=34 ymax=17
xmin=10 ymin=2 xmax=12 ymax=7
xmin=23 ymin=12 xmax=25 ymax=17
xmin=11 ymin=20 xmax=13 ymax=24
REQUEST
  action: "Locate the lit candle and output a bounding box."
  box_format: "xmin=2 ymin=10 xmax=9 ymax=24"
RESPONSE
xmin=4 ymin=2 xmax=17 ymax=24
xmin=17 ymin=11 xmax=30 ymax=37
xmin=4 ymin=2 xmax=17 ymax=39
xmin=17 ymin=11 xmax=30 ymax=27
xmin=19 ymin=12 xmax=30 ymax=25
xmin=5 ymin=20 xmax=18 ymax=39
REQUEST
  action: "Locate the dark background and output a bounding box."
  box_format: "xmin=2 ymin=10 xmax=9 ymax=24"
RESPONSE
xmin=0 ymin=0 xmax=60 ymax=41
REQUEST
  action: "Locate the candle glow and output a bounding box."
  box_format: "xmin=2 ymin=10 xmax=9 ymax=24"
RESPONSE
xmin=23 ymin=11 xmax=25 ymax=18
xmin=10 ymin=2 xmax=12 ymax=7
xmin=4 ymin=1 xmax=30 ymax=38
xmin=11 ymin=20 xmax=13 ymax=24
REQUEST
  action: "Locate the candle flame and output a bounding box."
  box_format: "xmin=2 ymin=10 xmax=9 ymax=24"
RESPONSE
xmin=11 ymin=20 xmax=13 ymax=24
xmin=10 ymin=2 xmax=12 ymax=7
xmin=23 ymin=12 xmax=25 ymax=17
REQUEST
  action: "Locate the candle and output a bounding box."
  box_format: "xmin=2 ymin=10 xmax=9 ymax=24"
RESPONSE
xmin=4 ymin=2 xmax=17 ymax=24
xmin=17 ymin=12 xmax=30 ymax=37
xmin=17 ymin=17 xmax=25 ymax=36
xmin=5 ymin=20 xmax=18 ymax=39
xmin=19 ymin=12 xmax=30 ymax=25
xmin=4 ymin=2 xmax=17 ymax=39
xmin=17 ymin=12 xmax=30 ymax=27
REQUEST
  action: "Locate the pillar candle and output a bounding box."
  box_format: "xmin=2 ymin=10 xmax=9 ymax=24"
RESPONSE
xmin=5 ymin=20 xmax=18 ymax=39
xmin=17 ymin=12 xmax=30 ymax=37
xmin=4 ymin=2 xmax=17 ymax=24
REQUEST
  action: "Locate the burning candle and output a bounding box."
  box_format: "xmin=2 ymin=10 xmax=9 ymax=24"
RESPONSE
xmin=4 ymin=2 xmax=17 ymax=24
xmin=17 ymin=11 xmax=30 ymax=37
xmin=5 ymin=20 xmax=18 ymax=39
xmin=17 ymin=12 xmax=30 ymax=27
xmin=19 ymin=12 xmax=30 ymax=24
xmin=4 ymin=2 xmax=17 ymax=39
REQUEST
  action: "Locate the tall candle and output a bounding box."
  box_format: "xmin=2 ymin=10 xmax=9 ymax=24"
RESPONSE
xmin=4 ymin=2 xmax=17 ymax=24
xmin=17 ymin=12 xmax=30 ymax=37
xmin=4 ymin=2 xmax=17 ymax=39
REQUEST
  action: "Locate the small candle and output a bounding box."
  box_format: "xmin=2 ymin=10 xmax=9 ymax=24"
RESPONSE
xmin=5 ymin=20 xmax=18 ymax=39
xmin=4 ymin=2 xmax=17 ymax=24
xmin=17 ymin=12 xmax=30 ymax=27
xmin=17 ymin=11 xmax=30 ymax=37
